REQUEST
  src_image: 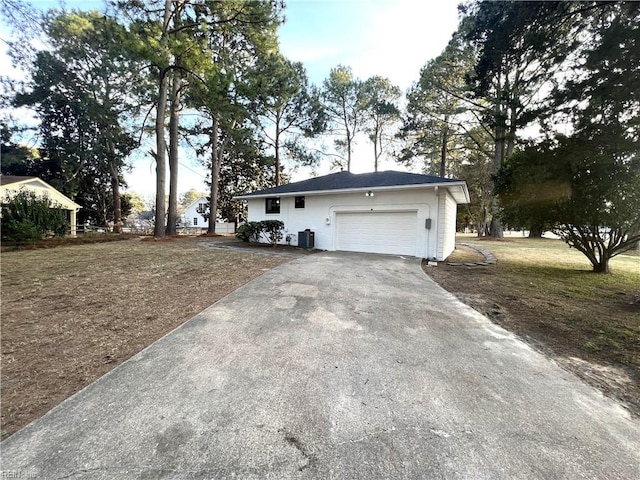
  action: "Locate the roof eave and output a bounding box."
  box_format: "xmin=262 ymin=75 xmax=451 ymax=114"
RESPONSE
xmin=1 ymin=177 xmax=82 ymax=209
xmin=450 ymin=183 xmax=471 ymax=204
xmin=183 ymin=196 xmax=208 ymax=211
xmin=233 ymin=181 xmax=470 ymax=203
xmin=0 ymin=177 xmax=34 ymax=188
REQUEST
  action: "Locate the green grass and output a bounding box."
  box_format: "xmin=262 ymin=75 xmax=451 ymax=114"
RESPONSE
xmin=466 ymin=235 xmax=639 ymax=289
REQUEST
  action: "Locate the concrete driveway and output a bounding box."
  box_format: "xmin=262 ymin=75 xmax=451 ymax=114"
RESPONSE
xmin=2 ymin=252 xmax=639 ymax=479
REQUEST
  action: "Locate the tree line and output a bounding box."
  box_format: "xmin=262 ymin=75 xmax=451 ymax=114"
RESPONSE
xmin=1 ymin=0 xmax=638 ymax=272
xmin=0 ymin=0 xmax=403 ymax=235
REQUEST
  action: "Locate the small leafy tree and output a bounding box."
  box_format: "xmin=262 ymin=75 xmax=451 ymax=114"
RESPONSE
xmin=1 ymin=189 xmax=69 ymax=242
xmin=497 ymin=137 xmax=640 ymax=273
xmin=236 ymin=221 xmax=262 ymax=242
xmin=259 ymin=219 xmax=284 ymax=246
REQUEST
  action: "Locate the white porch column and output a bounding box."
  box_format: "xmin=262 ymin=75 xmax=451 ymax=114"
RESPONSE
xmin=70 ymin=208 xmax=77 ymax=237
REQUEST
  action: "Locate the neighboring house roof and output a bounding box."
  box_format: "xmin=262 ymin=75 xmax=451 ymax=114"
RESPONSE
xmin=182 ymin=196 xmax=209 ymax=214
xmin=234 ymin=170 xmax=470 ymax=203
xmin=0 ymin=175 xmax=37 ymax=186
xmin=0 ymin=174 xmax=82 ymax=210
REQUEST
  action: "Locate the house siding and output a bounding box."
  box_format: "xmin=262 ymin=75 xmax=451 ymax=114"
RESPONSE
xmin=247 ymin=188 xmax=459 ymax=259
xmin=181 ymin=196 xmax=209 ymax=229
xmin=437 ymin=190 xmax=457 ymax=260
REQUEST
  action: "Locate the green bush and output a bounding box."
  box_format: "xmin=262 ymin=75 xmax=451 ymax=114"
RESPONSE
xmin=260 ymin=220 xmax=285 ymax=246
xmin=1 ymin=189 xmax=69 ymax=243
xmin=235 ymin=221 xmax=262 ymax=242
xmin=235 ymin=220 xmax=285 ymax=246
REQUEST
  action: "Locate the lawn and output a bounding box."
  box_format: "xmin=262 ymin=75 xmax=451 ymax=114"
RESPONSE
xmin=426 ymin=234 xmax=640 ymax=416
xmin=0 ymin=236 xmax=290 ymax=439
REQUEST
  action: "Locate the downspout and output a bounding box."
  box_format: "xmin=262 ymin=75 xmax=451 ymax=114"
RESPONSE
xmin=433 ymin=186 xmax=440 ymax=260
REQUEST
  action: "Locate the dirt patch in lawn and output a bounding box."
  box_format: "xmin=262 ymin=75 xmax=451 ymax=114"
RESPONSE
xmin=425 ymin=238 xmax=640 ymax=417
xmin=1 ymin=236 xmax=289 ymax=439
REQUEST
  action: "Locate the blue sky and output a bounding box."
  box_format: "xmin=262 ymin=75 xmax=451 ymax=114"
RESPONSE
xmin=279 ymin=0 xmax=460 ymax=91
xmin=1 ymin=0 xmax=462 ymax=197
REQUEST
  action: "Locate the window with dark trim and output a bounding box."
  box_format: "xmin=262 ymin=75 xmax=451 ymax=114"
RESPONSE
xmin=294 ymin=196 xmax=305 ymax=209
xmin=193 ymin=217 xmax=198 ymax=226
xmin=265 ymin=197 xmax=280 ymax=214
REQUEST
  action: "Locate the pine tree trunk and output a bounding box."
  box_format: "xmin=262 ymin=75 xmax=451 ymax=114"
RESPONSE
xmin=111 ymin=176 xmax=122 ymax=234
xmin=166 ymin=68 xmax=181 ymax=236
xmin=274 ymin=123 xmax=281 ymax=186
xmin=440 ymin=124 xmax=448 ymax=178
xmin=154 ymin=70 xmax=168 ymax=238
xmin=105 ymin=134 xmax=122 ymax=234
xmin=153 ymin=0 xmax=172 ymax=238
xmin=490 ymin=72 xmax=505 ymax=239
xmin=109 ymin=163 xmax=122 ymax=234
xmin=207 ymin=117 xmax=220 ymax=235
xmin=373 ymin=134 xmax=378 ymax=172
xmin=346 ymin=131 xmax=352 ymax=172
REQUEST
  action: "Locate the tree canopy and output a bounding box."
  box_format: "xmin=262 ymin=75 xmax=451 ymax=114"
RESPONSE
xmin=360 ymin=76 xmax=401 ymax=172
xmin=495 ymin=1 xmax=640 ymax=272
xmin=320 ymin=65 xmax=365 ymax=172
xmin=12 ymin=9 xmax=139 ymax=229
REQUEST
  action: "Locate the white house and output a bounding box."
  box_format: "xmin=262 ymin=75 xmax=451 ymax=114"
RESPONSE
xmin=0 ymin=175 xmax=82 ymax=237
xmin=181 ymin=196 xmax=209 ymax=229
xmin=234 ymin=170 xmax=470 ymax=260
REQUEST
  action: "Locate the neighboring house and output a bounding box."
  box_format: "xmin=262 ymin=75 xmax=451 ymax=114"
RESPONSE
xmin=181 ymin=196 xmax=209 ymax=229
xmin=0 ymin=175 xmax=81 ymax=237
xmin=235 ymin=170 xmax=470 ymax=260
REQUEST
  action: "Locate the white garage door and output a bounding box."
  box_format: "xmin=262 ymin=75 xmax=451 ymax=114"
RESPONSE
xmin=335 ymin=211 xmax=417 ymax=256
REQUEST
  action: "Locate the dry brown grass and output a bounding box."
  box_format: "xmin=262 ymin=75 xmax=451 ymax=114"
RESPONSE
xmin=426 ymin=236 xmax=640 ymax=416
xmin=443 ymin=244 xmax=485 ymax=263
xmin=1 ymin=236 xmax=289 ymax=439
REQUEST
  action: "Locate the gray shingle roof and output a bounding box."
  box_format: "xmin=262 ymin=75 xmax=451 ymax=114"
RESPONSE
xmin=0 ymin=175 xmax=36 ymax=186
xmin=238 ymin=170 xmax=461 ymax=197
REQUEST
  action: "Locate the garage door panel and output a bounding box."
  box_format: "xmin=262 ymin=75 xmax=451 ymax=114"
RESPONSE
xmin=336 ymin=211 xmax=417 ymax=256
